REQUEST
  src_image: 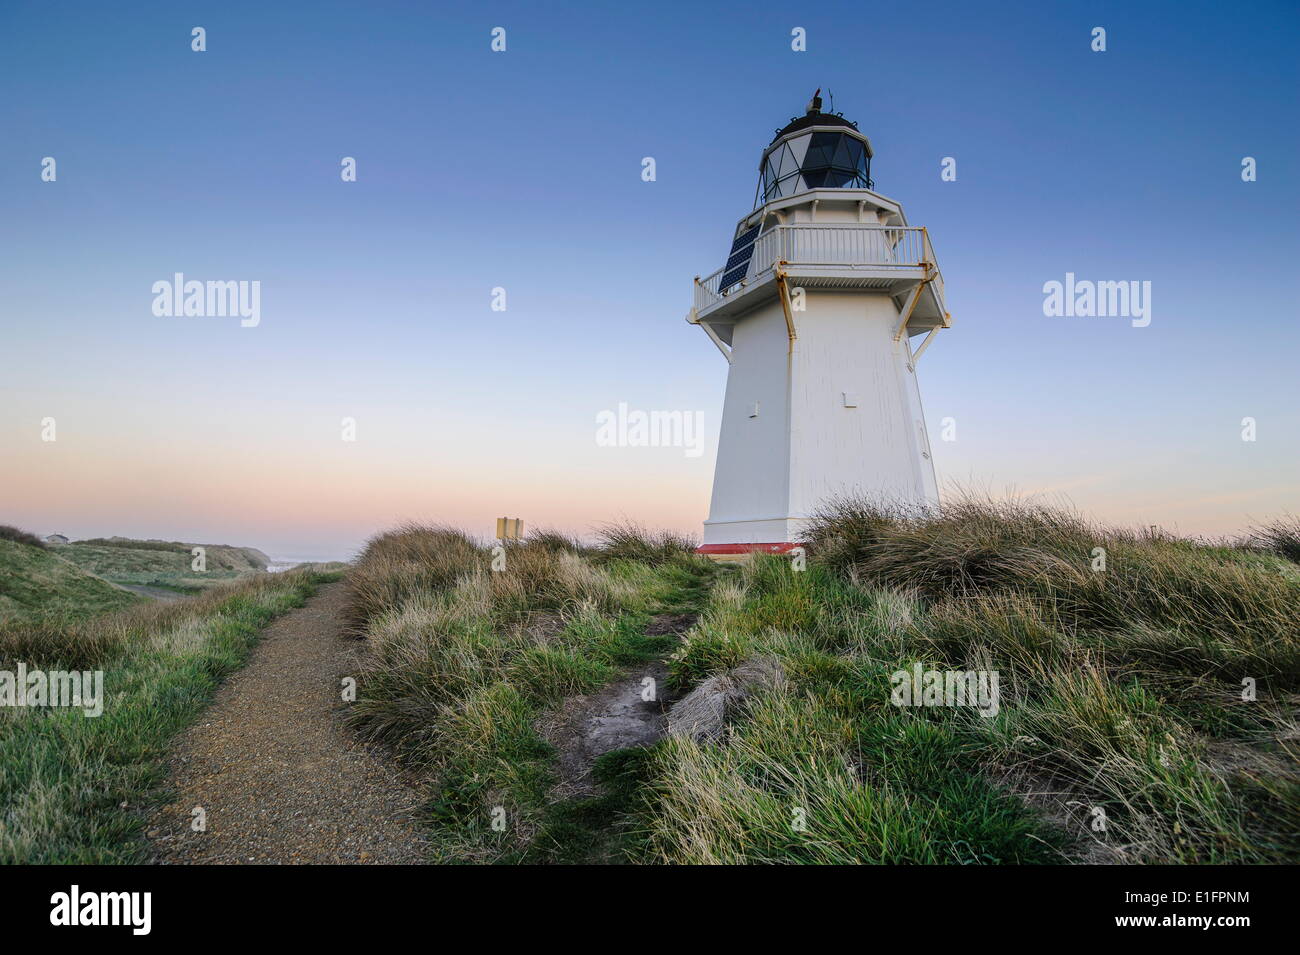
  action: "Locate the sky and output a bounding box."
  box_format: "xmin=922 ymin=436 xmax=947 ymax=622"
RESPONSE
xmin=1 ymin=0 xmax=1297 ymax=560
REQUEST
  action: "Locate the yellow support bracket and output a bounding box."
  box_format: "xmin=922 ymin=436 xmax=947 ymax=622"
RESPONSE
xmin=775 ymin=263 xmax=797 ymax=351
xmin=893 ymin=270 xmax=935 ymax=343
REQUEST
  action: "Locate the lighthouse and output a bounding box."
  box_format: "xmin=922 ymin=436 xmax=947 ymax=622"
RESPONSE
xmin=688 ymin=92 xmax=950 ymax=556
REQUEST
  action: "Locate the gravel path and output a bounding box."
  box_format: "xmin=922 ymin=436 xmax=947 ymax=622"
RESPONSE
xmin=146 ymin=581 xmax=427 ymax=864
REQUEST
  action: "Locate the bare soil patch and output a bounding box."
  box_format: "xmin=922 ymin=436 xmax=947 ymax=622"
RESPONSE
xmin=539 ymin=612 xmax=697 ymax=799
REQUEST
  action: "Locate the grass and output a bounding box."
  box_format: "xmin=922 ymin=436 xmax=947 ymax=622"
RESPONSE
xmin=0 ymin=538 xmax=142 ymax=624
xmin=75 ymin=538 xmax=190 ymax=553
xmin=805 ymin=498 xmax=1297 ymax=652
xmin=0 ymin=525 xmax=47 ymax=549
xmin=649 ymin=559 xmax=1067 ymax=863
xmin=514 ymin=747 xmax=662 ymax=864
xmin=653 ymin=496 xmax=1297 ymax=864
xmin=347 ymin=501 xmax=1298 ymax=865
xmin=55 ymin=538 xmax=271 ymax=594
xmin=1250 ymin=515 xmax=1300 ymax=564
xmin=0 ymin=567 xmax=340 ymax=863
xmin=593 ymin=521 xmax=698 ymax=565
xmin=344 ymin=523 xmax=711 ymax=862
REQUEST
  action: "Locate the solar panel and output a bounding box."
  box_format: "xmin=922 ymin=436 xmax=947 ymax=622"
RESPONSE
xmin=718 ymin=224 xmax=762 ymax=292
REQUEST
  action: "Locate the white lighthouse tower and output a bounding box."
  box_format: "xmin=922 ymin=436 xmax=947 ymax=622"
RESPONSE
xmin=688 ymin=93 xmax=950 ymax=556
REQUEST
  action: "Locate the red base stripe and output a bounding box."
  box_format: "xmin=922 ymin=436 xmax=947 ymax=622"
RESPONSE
xmin=695 ymin=542 xmax=801 ymax=555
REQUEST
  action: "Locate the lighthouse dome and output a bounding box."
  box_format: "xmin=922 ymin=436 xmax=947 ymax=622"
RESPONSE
xmin=757 ymin=92 xmax=874 ymax=205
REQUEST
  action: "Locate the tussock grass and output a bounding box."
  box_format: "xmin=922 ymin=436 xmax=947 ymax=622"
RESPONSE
xmin=648 ymin=691 xmax=1059 ymax=864
xmin=344 ymin=524 xmax=484 ymax=632
xmin=347 ymin=502 xmax=1296 ymax=864
xmin=346 ymin=521 xmax=691 ymax=639
xmin=0 ymin=568 xmax=338 ymax=863
xmin=523 ymin=527 xmax=591 ymax=555
xmin=1251 ymin=515 xmax=1300 ymax=564
xmin=652 ymin=498 xmax=1298 ymax=864
xmin=594 ymin=521 xmax=697 ymax=565
xmin=805 ymin=496 xmax=1297 ymax=675
xmin=343 ymin=522 xmax=714 ymax=861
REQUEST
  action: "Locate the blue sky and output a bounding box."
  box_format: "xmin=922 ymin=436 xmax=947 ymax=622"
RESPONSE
xmin=2 ymin=0 xmax=1297 ymax=557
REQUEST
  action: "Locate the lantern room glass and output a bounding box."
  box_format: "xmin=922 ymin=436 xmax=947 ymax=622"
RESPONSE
xmin=758 ymin=131 xmax=873 ymax=204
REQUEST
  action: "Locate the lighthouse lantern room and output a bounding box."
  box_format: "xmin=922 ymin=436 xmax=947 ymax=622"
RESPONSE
xmin=688 ymin=92 xmax=951 ymax=556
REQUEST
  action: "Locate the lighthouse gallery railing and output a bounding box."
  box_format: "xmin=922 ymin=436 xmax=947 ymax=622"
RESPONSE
xmin=695 ymin=225 xmax=942 ymax=312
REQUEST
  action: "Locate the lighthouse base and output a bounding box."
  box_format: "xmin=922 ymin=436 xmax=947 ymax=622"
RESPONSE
xmin=698 ymin=517 xmax=807 ymax=560
xmin=695 ymin=541 xmax=800 ymax=563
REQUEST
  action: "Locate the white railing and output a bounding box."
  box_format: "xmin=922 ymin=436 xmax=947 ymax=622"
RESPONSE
xmin=695 ymin=225 xmax=942 ymax=312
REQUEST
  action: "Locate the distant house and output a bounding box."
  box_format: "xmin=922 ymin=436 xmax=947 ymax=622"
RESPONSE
xmin=44 ymin=534 xmax=70 ymax=545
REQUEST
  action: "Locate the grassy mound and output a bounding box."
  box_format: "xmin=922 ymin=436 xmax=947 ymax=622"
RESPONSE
xmin=0 ymin=537 xmax=141 ymax=624
xmin=649 ymin=497 xmax=1296 ymax=864
xmin=57 ymin=538 xmax=271 ymax=594
xmin=347 ymin=504 xmax=1298 ymax=865
xmin=344 ymin=523 xmax=709 ymax=862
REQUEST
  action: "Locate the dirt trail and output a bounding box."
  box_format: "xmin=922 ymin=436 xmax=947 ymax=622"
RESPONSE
xmin=541 ymin=612 xmax=696 ymax=799
xmin=146 ymin=581 xmax=427 ymax=864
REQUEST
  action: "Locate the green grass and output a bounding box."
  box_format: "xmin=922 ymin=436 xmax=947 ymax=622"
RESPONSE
xmin=0 ymin=538 xmax=141 ymax=624
xmin=0 ymin=568 xmax=339 ymax=864
xmin=344 ymin=525 xmax=713 ymax=862
xmin=347 ymin=504 xmax=1299 ymax=865
xmin=649 ymin=496 xmax=1298 ymax=865
xmin=510 ymin=747 xmax=663 ymax=865
xmin=55 ymin=539 xmax=270 ymax=594
xmin=0 ymin=526 xmax=47 ymax=549
xmin=646 ymin=689 xmax=1061 ymax=864
xmin=1249 ymin=515 xmax=1300 ymax=564
xmin=592 ymin=521 xmax=698 ymax=565
xmin=647 ymin=561 xmax=1065 ymax=863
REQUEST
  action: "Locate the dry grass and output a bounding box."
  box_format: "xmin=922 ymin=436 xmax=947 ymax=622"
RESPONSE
xmin=1250 ymin=514 xmax=1300 ymax=564
xmin=0 ymin=568 xmax=338 ymax=863
xmin=341 ymin=520 xmax=714 ymax=861
xmin=594 ymin=521 xmax=697 ymax=565
xmin=805 ymin=495 xmax=1298 ymax=672
xmin=522 ymin=527 xmax=591 ymax=555
xmin=651 ymin=497 xmax=1299 ymax=864
xmin=344 ymin=523 xmax=485 ymax=632
xmin=340 ymin=503 xmax=1299 ymax=864
xmin=0 ymin=570 xmax=331 ymax=669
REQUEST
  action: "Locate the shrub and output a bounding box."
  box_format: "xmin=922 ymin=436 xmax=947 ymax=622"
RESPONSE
xmin=0 ymin=526 xmax=46 ymax=549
